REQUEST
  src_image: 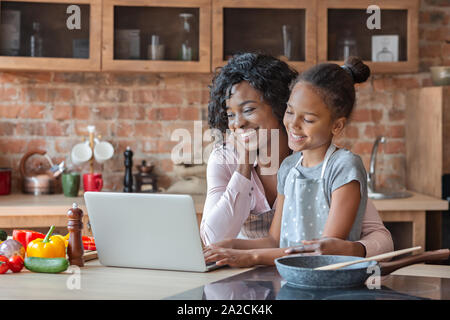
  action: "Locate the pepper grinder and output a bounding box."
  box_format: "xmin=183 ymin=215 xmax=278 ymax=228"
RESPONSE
xmin=67 ymin=203 xmax=84 ymax=267
xmin=123 ymin=146 xmax=133 ymax=192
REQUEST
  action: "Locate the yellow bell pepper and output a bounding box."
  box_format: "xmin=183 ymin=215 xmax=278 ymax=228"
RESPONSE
xmin=53 ymin=233 xmax=69 ymax=248
xmin=26 ymin=225 xmax=66 ymax=258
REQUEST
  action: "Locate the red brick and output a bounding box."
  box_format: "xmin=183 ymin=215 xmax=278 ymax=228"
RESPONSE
xmin=134 ymin=123 xmax=163 ymax=137
xmin=26 ymin=139 xmax=47 ymax=151
xmin=52 ymin=105 xmax=73 ymax=120
xmin=388 ymin=108 xmax=405 ymax=122
xmin=351 ymin=141 xmax=374 ymax=155
xmin=133 ymin=89 xmax=157 ymax=104
xmin=392 ymin=77 xmax=421 ymax=89
xmin=420 ymin=43 xmax=443 ymax=58
xmin=118 ymin=106 xmax=145 ymax=120
xmin=364 ymin=124 xmax=387 ymax=139
xmin=0 ymin=122 xmax=15 ymax=135
xmin=0 ymin=138 xmax=27 ymax=154
xmin=91 ymin=106 xmax=118 ymax=120
xmin=0 ymin=104 xmax=23 ymax=118
xmin=114 ymin=121 xmax=135 ymax=137
xmin=180 ymin=106 xmax=200 ymax=120
xmin=24 ymin=104 xmax=46 ymax=119
xmin=21 ymin=87 xmax=47 ymax=102
xmin=386 ymin=125 xmax=405 ymax=138
xmin=16 ymin=122 xmax=45 ymax=136
xmin=158 ymin=89 xmax=183 ymax=105
xmin=372 ymin=78 xmax=393 ymax=92
xmin=73 ymin=105 xmax=89 ymax=120
xmin=48 ymin=88 xmax=74 ymax=102
xmin=79 ymin=88 xmax=129 ymax=103
xmin=46 ymin=122 xmax=69 ymax=136
xmin=342 ymin=125 xmax=359 ymax=139
xmin=159 ymin=107 xmax=180 ymax=120
xmin=0 ymin=87 xmax=19 ymax=101
xmin=350 ymin=109 xmax=383 ymax=122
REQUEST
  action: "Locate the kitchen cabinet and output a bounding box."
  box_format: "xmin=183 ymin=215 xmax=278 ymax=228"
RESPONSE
xmin=406 ymin=86 xmax=450 ymax=251
xmin=102 ymin=0 xmax=211 ymax=73
xmin=0 ymin=0 xmax=421 ymax=73
xmin=0 ymin=0 xmax=102 ymax=71
xmin=212 ymin=0 xmax=317 ymax=72
xmin=317 ymin=0 xmax=419 ymax=73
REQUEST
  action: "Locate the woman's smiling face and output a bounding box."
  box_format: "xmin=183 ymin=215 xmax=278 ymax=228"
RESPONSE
xmin=283 ymin=82 xmax=340 ymax=153
xmin=226 ymin=81 xmax=283 ymax=151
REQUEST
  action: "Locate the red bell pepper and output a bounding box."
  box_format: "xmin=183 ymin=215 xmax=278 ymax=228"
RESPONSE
xmin=13 ymin=230 xmax=45 ymax=248
xmin=82 ymin=236 xmax=96 ymax=251
xmin=0 ymin=255 xmax=9 ymax=274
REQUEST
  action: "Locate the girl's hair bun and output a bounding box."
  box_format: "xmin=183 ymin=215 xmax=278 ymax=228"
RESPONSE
xmin=343 ymin=56 xmax=371 ymax=84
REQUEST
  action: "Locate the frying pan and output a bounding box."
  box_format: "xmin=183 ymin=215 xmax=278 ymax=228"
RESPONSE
xmin=275 ymin=249 xmax=450 ymax=289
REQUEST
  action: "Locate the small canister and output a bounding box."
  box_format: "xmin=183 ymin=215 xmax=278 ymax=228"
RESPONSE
xmin=0 ymin=168 xmax=11 ymax=195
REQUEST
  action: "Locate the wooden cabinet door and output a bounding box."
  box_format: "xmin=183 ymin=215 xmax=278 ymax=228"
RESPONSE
xmin=0 ymin=0 xmax=102 ymax=71
xmin=102 ymin=0 xmax=211 ymax=73
xmin=317 ymin=0 xmax=419 ymax=74
xmin=212 ymin=0 xmax=317 ymax=73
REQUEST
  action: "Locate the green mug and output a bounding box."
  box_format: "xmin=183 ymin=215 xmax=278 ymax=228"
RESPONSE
xmin=62 ymin=172 xmax=80 ymax=197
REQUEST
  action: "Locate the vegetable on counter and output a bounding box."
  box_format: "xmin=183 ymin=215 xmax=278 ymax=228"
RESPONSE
xmin=8 ymin=255 xmax=24 ymax=273
xmin=54 ymin=233 xmax=69 ymax=248
xmin=0 ymin=239 xmax=25 ymax=259
xmin=0 ymin=255 xmax=9 ymax=274
xmin=0 ymin=230 xmax=7 ymax=242
xmin=24 ymin=257 xmax=69 ymax=273
xmin=82 ymin=236 xmax=96 ymax=251
xmin=13 ymin=229 xmax=45 ymax=248
xmin=26 ymin=226 xmax=66 ymax=258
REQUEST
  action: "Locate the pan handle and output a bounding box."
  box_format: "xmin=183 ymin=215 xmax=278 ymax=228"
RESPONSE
xmin=379 ymin=249 xmax=450 ymax=276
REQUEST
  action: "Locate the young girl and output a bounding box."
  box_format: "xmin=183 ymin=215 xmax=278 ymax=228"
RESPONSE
xmin=204 ymin=56 xmax=372 ymax=267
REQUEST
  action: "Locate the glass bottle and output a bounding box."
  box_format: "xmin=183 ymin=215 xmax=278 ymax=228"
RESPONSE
xmin=30 ymin=22 xmax=43 ymax=57
xmin=376 ymin=38 xmax=394 ymax=62
xmin=179 ymin=13 xmax=194 ymax=61
xmin=337 ymin=30 xmax=358 ymax=61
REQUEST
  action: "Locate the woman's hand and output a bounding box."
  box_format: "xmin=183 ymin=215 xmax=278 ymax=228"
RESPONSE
xmin=284 ymin=237 xmax=366 ymax=257
xmin=203 ymin=247 xmax=256 ymax=268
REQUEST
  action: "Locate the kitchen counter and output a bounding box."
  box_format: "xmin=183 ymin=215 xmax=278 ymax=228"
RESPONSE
xmin=2 ymin=259 xmax=449 ymax=300
xmin=0 ymin=191 xmax=447 ymax=249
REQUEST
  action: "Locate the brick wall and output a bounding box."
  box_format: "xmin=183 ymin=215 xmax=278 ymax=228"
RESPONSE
xmin=0 ymin=0 xmax=448 ymax=193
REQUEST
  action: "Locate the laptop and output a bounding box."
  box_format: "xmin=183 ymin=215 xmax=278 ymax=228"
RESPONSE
xmin=84 ymin=192 xmax=221 ymax=272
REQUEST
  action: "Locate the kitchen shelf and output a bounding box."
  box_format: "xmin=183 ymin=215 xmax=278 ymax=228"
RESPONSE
xmin=0 ymin=0 xmax=102 ymax=71
xmin=102 ymin=0 xmax=211 ymax=73
xmin=317 ymin=0 xmax=419 ymax=73
xmin=212 ymin=0 xmax=317 ymax=72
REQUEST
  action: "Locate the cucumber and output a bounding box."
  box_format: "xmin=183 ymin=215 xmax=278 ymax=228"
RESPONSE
xmin=0 ymin=230 xmax=7 ymax=241
xmin=24 ymin=257 xmax=69 ymax=273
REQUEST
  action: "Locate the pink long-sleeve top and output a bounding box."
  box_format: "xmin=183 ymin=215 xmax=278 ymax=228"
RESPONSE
xmin=200 ymin=145 xmax=394 ymax=257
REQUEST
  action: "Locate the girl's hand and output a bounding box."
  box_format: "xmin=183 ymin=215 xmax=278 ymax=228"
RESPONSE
xmin=203 ymin=247 xmax=256 ymax=268
xmin=284 ymin=237 xmax=365 ymax=257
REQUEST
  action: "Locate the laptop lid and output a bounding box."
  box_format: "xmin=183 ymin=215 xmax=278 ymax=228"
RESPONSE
xmin=84 ymin=192 xmax=209 ymax=272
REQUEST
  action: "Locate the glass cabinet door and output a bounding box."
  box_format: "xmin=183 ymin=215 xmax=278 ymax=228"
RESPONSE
xmin=318 ymin=0 xmax=419 ymax=74
xmin=103 ymin=0 xmax=211 ymax=73
xmin=212 ymin=0 xmax=316 ymax=72
xmin=0 ymin=0 xmax=101 ymax=71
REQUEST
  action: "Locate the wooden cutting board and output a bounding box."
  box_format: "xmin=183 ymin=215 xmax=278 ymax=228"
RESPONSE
xmin=83 ymin=250 xmax=98 ymax=261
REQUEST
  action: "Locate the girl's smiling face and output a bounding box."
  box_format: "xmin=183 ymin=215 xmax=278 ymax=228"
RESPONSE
xmin=283 ymin=82 xmax=345 ymax=153
xmin=226 ymin=81 xmax=283 ymax=151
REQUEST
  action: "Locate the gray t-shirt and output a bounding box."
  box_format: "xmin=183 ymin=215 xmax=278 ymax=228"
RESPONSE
xmin=277 ymin=148 xmax=367 ymax=241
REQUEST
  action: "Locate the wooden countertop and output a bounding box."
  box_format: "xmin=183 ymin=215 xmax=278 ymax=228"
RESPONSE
xmin=0 ymin=190 xmax=447 ymax=217
xmin=371 ymin=191 xmax=448 ymax=211
xmin=2 ymin=260 xmax=449 ymax=300
xmin=2 ymin=259 xmax=252 ymax=300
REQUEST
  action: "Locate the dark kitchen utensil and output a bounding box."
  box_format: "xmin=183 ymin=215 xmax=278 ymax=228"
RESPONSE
xmin=275 ymin=249 xmax=450 ymax=289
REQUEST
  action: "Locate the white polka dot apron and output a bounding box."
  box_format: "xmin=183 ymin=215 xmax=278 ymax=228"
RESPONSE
xmin=280 ymin=144 xmax=337 ymax=248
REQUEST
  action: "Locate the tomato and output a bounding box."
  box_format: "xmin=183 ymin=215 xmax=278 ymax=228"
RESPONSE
xmin=8 ymin=255 xmax=24 ymax=273
xmin=0 ymin=255 xmax=9 ymax=274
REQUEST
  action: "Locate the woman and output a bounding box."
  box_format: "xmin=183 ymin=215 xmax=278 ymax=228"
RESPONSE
xmin=201 ymin=53 xmax=393 ymax=258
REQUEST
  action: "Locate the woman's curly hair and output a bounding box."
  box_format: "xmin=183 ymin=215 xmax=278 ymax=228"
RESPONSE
xmin=208 ymin=52 xmax=298 ymax=133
